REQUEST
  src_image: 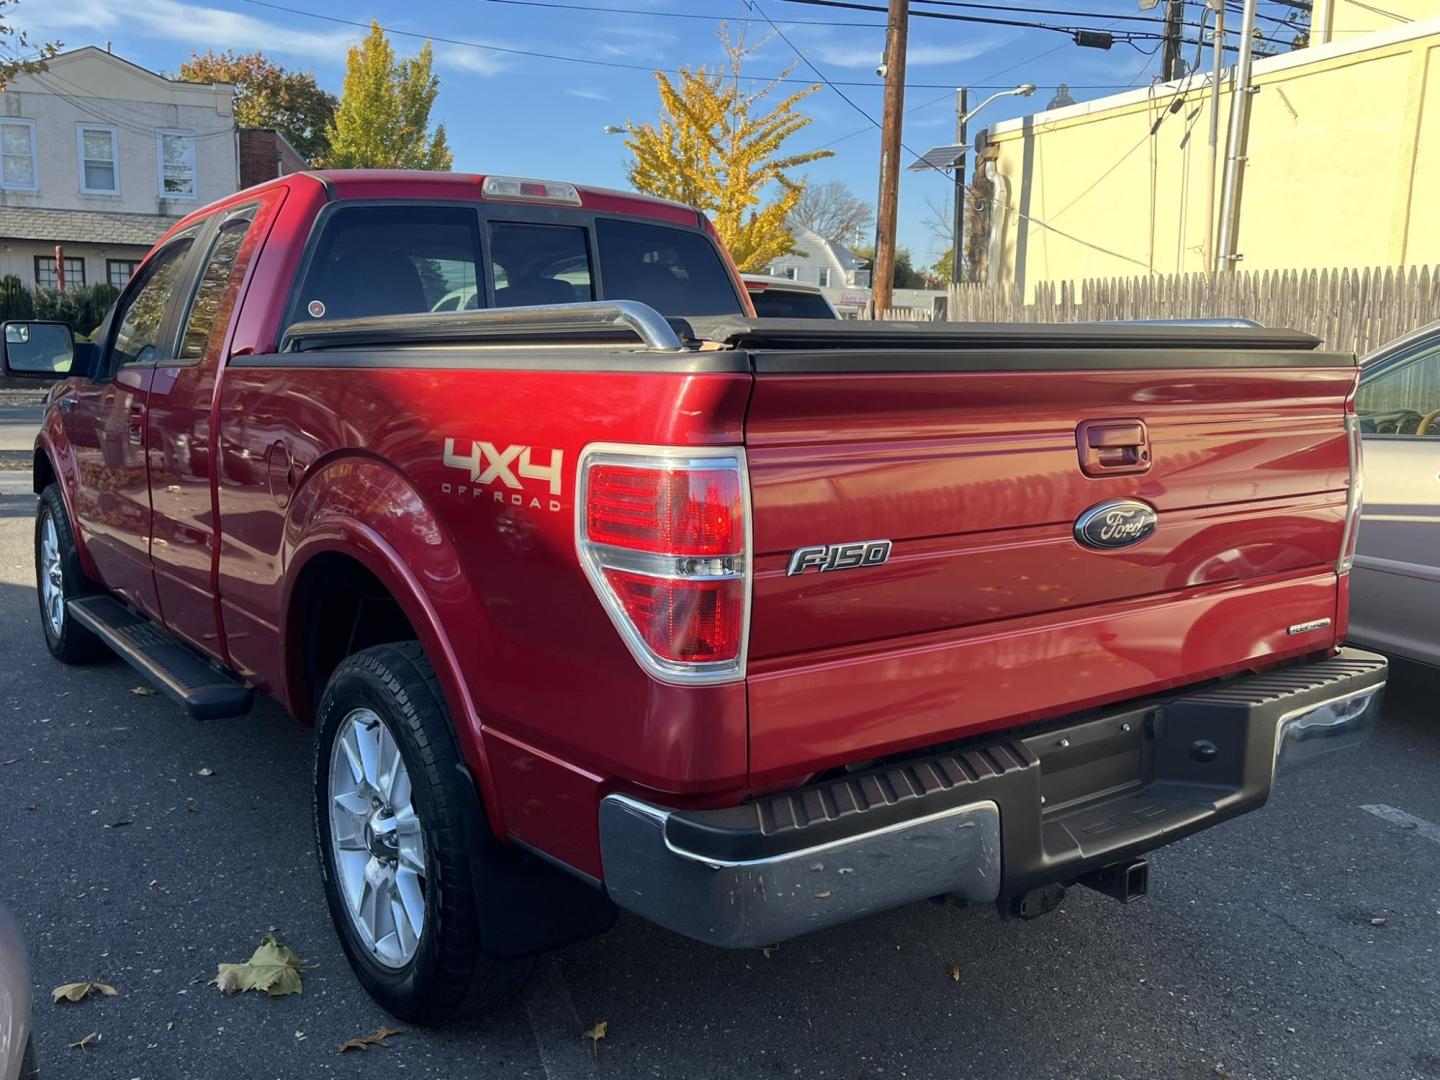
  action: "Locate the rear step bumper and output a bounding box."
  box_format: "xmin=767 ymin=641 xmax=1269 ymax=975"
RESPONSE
xmin=68 ymin=596 xmax=254 ymax=721
xmin=598 ymin=648 xmax=1387 ymax=947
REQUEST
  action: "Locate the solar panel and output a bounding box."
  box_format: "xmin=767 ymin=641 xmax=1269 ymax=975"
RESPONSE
xmin=906 ymin=144 xmax=969 ymax=173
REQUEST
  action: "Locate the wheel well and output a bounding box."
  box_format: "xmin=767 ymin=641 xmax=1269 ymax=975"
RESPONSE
xmin=288 ymin=553 xmax=419 ymax=723
xmin=33 ymin=449 xmax=56 ymax=495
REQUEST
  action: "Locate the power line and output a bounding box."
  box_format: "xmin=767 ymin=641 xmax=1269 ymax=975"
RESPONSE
xmin=909 ymin=0 xmax=1211 ymax=33
xmin=483 ymin=0 xmax=886 ymax=27
xmin=236 ymin=0 xmax=1137 ymax=90
xmin=781 ymin=0 xmax=1166 ymax=42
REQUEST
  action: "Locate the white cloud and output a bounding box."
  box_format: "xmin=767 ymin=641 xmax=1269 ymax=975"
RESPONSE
xmin=595 ymin=26 xmax=678 ymax=58
xmin=806 ymin=37 xmax=1001 ymax=69
xmin=435 ymin=44 xmax=511 ymax=78
xmin=566 ymin=87 xmax=609 ymax=101
xmin=18 ymin=0 xmax=343 ymax=60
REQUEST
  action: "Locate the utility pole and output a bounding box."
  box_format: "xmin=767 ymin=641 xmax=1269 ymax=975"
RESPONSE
xmin=1161 ymin=0 xmax=1185 ymax=81
xmin=871 ymin=0 xmax=908 ymax=316
xmin=950 ymin=87 xmax=968 ymax=287
xmin=1205 ymin=0 xmax=1225 ymax=273
xmin=1217 ymin=0 xmax=1259 ymax=270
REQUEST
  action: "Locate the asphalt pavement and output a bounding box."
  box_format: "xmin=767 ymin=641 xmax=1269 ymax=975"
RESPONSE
xmin=2 ymin=470 xmax=1439 ymax=1080
xmin=0 ymin=399 xmax=44 ymax=469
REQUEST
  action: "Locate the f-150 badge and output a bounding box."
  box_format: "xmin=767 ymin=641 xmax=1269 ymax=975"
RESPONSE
xmin=788 ymin=540 xmax=892 ymax=576
xmin=1074 ymin=499 xmax=1157 ymax=550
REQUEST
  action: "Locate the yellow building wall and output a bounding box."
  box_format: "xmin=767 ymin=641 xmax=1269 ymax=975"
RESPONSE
xmin=984 ymin=17 xmax=1440 ymax=297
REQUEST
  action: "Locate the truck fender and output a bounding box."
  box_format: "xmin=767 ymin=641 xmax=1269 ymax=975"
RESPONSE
xmin=279 ymin=454 xmax=510 ymax=836
xmin=32 ymin=428 xmax=100 ymax=582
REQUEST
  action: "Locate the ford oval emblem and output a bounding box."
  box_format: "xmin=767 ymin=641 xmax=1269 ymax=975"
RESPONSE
xmin=1074 ymin=499 xmax=1158 ymax=550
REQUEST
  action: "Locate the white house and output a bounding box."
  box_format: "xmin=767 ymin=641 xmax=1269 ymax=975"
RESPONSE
xmin=0 ymin=46 xmax=238 ymax=291
xmin=764 ymin=225 xmax=873 ymax=317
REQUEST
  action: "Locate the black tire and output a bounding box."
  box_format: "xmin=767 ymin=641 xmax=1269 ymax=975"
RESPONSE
xmin=313 ymin=642 xmax=535 ymax=1024
xmin=34 ymin=484 xmax=106 ymax=664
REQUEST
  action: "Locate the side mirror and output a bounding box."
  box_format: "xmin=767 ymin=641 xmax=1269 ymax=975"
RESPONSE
xmin=2 ymin=321 xmax=76 ymax=382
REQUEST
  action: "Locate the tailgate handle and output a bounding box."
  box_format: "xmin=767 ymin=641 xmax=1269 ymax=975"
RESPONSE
xmin=1077 ymin=419 xmax=1151 ymax=476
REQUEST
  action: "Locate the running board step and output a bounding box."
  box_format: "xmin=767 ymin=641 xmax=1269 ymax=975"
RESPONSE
xmin=68 ymin=596 xmax=253 ymax=721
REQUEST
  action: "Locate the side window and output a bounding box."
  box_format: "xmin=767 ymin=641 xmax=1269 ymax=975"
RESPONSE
xmin=594 ymin=218 xmax=743 ymax=316
xmin=1356 ymin=343 xmax=1440 ymax=436
xmin=488 ymin=223 xmax=593 ymax=308
xmin=109 ymin=238 xmax=195 ymax=369
xmin=178 ymin=213 xmax=254 ymax=360
xmin=295 ymin=205 xmax=482 ymax=322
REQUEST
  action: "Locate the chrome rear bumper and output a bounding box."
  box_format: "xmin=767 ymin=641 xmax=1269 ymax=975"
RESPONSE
xmin=598 ymin=648 xmax=1386 ymax=948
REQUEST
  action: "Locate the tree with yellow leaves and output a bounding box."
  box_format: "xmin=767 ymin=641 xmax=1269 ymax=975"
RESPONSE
xmin=623 ymin=27 xmax=833 ymax=271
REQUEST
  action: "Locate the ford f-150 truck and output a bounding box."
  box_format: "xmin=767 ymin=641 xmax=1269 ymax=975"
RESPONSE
xmin=3 ymin=170 xmax=1387 ymax=1025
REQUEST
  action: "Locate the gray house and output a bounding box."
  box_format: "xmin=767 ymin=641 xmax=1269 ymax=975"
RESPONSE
xmin=765 ymin=225 xmax=872 ymax=317
xmin=0 ymin=46 xmax=237 ymax=291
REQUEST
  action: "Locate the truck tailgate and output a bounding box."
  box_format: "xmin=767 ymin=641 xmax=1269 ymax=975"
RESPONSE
xmin=731 ymin=328 xmax=1358 ymax=784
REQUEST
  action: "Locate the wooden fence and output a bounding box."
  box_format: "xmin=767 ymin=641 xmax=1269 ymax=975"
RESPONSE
xmin=884 ymin=266 xmax=1440 ymax=356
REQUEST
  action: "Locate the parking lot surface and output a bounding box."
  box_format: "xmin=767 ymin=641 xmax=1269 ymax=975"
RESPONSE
xmin=2 ymin=472 xmax=1438 ymax=1080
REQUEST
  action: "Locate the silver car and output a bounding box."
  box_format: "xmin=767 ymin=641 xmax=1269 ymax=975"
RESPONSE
xmin=1350 ymin=319 xmax=1440 ymax=665
xmin=0 ymin=904 xmax=35 ymax=1080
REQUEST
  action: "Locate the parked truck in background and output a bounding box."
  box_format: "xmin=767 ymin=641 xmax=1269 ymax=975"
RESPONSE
xmin=3 ymin=170 xmax=1387 ymax=1025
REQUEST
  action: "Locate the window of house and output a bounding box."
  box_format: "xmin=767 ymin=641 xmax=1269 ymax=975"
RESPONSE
xmin=781 ymin=266 xmax=797 ymax=281
xmin=77 ymin=124 xmax=119 ymax=194
xmin=1356 ymin=341 xmax=1440 ymax=437
xmin=1 ymin=119 xmax=37 ymax=190
xmin=107 ymin=259 xmax=141 ymax=288
xmin=156 ymin=130 xmax=197 ymax=198
xmin=34 ymin=256 xmax=87 ymax=290
xmin=817 ymin=268 xmax=831 ymax=287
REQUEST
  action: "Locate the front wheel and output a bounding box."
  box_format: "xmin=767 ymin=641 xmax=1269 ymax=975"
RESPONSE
xmin=34 ymin=484 xmax=105 ymax=664
xmin=313 ymin=643 xmax=534 ymax=1024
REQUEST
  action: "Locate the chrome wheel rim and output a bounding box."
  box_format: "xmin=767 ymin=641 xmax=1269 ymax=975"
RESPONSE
xmin=39 ymin=512 xmax=64 ymax=638
xmin=328 ymin=707 xmax=427 ymax=969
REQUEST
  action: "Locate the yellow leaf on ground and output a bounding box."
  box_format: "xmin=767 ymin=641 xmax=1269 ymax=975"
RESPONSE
xmin=69 ymin=1031 xmax=100 ymax=1051
xmin=213 ymin=933 xmax=308 ymax=997
xmin=52 ymin=982 xmax=118 ymax=1004
xmin=198 ymin=767 xmax=216 ymax=777
xmin=583 ymin=1020 xmax=608 ymax=1044
xmin=130 ymin=686 xmax=156 ymax=696
xmin=338 ymin=1026 xmax=403 ymax=1053
xmin=946 ymin=963 xmax=961 ymax=982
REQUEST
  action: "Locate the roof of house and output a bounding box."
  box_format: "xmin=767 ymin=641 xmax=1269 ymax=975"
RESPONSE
xmin=782 ymin=225 xmax=868 ymax=273
xmin=0 ymin=207 xmax=181 ymax=248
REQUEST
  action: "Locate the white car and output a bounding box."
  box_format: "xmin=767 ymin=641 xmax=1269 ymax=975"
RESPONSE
xmin=1349 ymin=319 xmax=1440 ymax=665
xmin=0 ymin=903 xmax=35 ymax=1080
xmin=742 ymin=275 xmax=839 ymax=319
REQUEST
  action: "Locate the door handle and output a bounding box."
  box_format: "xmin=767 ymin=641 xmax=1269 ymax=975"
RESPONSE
xmin=1077 ymin=419 xmax=1151 ymax=477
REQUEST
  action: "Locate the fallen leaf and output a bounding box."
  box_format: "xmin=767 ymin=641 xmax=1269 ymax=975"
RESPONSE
xmin=1214 ymin=1067 xmax=1232 ymax=1079
xmin=946 ymin=963 xmax=961 ymax=982
xmin=52 ymin=982 xmax=118 ymax=1004
xmin=761 ymin=945 xmax=779 ymax=958
xmin=130 ymin=686 xmax=156 ymax=697
xmin=583 ymin=1020 xmax=608 ymax=1049
xmin=197 ymin=767 xmax=215 ymax=777
xmin=104 ymin=819 xmax=132 ymax=829
xmin=0 ymin=757 xmax=18 ymax=766
xmin=213 ymin=934 xmax=308 ymax=997
xmin=69 ymin=1031 xmax=100 ymax=1051
xmin=1369 ymin=916 xmax=1388 ymax=927
xmin=338 ymin=1026 xmax=402 ymax=1053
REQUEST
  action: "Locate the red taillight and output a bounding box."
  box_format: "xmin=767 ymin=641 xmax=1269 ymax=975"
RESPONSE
xmin=1338 ymin=412 xmax=1364 ymax=574
xmin=578 ymin=449 xmax=749 ymax=683
xmin=604 ymin=571 xmax=744 ymax=662
xmin=587 ymin=465 xmax=741 ymax=556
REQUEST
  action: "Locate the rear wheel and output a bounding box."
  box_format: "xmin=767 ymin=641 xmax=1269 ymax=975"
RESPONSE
xmin=34 ymin=484 xmax=105 ymax=664
xmin=313 ymin=643 xmax=534 ymax=1024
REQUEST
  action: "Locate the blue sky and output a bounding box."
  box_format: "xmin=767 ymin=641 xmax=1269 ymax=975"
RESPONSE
xmin=19 ymin=0 xmax=1176 ymax=261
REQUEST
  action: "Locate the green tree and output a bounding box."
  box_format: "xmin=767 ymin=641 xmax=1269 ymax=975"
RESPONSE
xmin=178 ymin=51 xmax=336 ymax=164
xmin=624 ymin=26 xmax=832 ymax=272
xmin=0 ymin=0 xmax=59 ymax=89
xmin=324 ymin=22 xmax=452 ymax=170
xmin=852 ymin=244 xmax=925 ymax=289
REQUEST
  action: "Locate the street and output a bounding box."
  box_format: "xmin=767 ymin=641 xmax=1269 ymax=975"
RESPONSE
xmin=0 ymin=471 xmax=1436 ymax=1080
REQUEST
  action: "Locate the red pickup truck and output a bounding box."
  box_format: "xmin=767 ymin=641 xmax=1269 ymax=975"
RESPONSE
xmin=3 ymin=170 xmax=1386 ymax=1025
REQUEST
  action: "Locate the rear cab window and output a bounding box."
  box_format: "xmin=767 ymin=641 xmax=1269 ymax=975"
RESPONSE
xmin=289 ymin=202 xmax=742 ymax=332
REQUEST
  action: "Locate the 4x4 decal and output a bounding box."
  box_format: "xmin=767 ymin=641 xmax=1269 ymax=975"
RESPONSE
xmin=442 ymin=438 xmax=564 ymax=512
